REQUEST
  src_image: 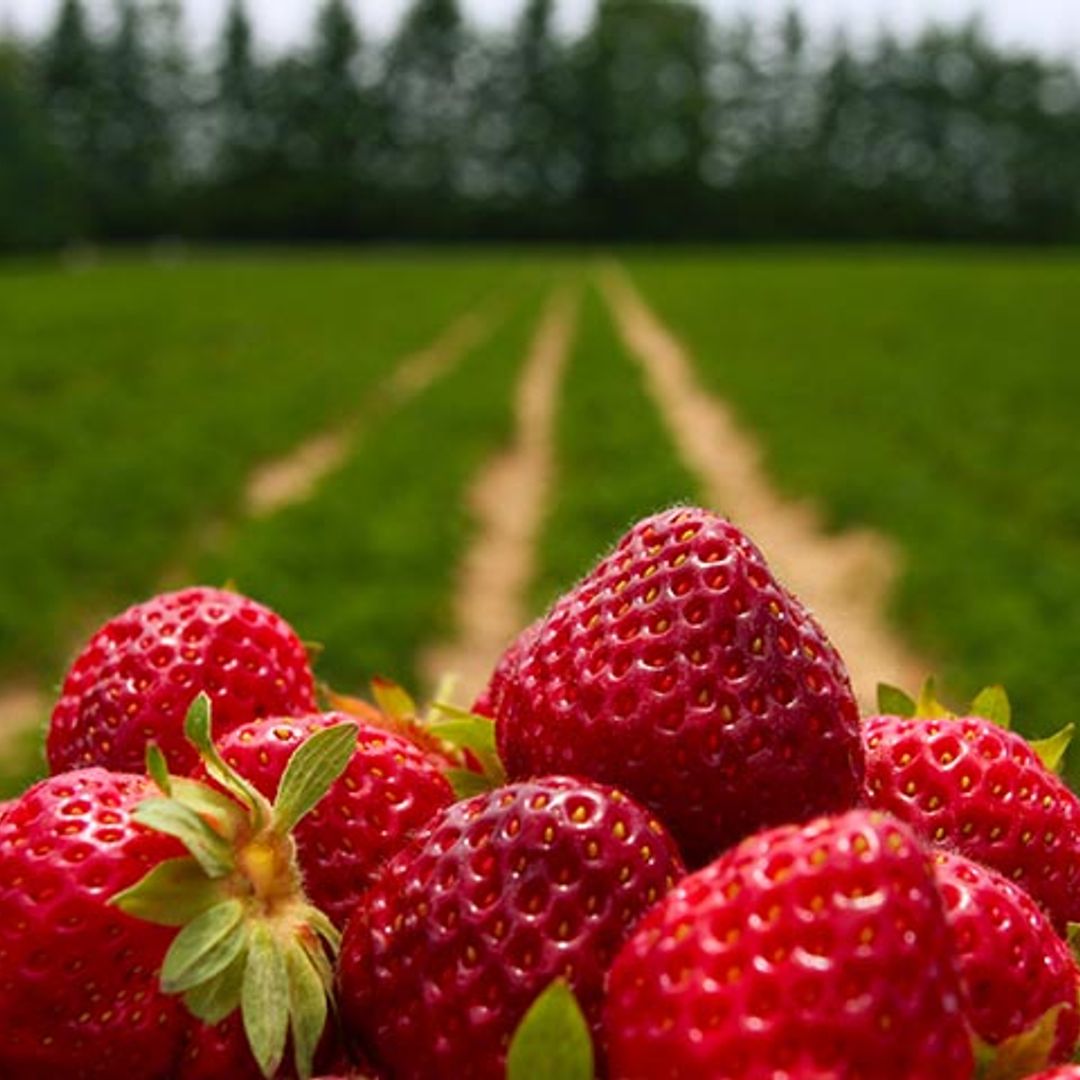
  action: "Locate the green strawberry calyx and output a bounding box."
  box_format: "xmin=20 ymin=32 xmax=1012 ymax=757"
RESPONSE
xmin=876 ymin=679 xmax=1074 ymax=775
xmin=112 ymin=693 xmax=358 ymax=1080
xmin=506 ymin=979 xmax=595 ymax=1080
xmin=973 ymin=1002 xmax=1072 ymax=1078
xmin=324 ymin=674 xmax=506 ymax=798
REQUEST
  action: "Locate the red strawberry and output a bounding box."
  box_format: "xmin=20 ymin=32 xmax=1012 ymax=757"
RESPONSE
xmin=1027 ymin=1069 xmax=1080 ymax=1079
xmin=472 ymin=618 xmax=542 ymax=719
xmin=931 ymin=849 xmax=1080 ymax=1071
xmin=337 ymin=776 xmax=684 ymax=1079
xmin=0 ymin=768 xmax=188 ymax=1079
xmin=863 ymin=692 xmax=1080 ymax=930
xmin=493 ymin=507 xmax=863 ymax=865
xmin=48 ymin=586 xmax=317 ymax=776
xmin=605 ymin=809 xmax=974 ymax=1079
xmin=210 ymin=712 xmax=454 ymax=928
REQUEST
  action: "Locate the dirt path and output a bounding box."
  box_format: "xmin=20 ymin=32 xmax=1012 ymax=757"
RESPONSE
xmin=420 ymin=288 xmax=579 ymax=703
xmin=0 ymin=306 xmax=497 ymax=753
xmin=599 ymin=264 xmax=927 ymax=708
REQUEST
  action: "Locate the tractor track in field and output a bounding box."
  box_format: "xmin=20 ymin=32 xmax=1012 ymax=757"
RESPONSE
xmin=0 ymin=303 xmax=499 ymax=757
xmin=420 ymin=287 xmax=580 ymax=704
xmin=599 ymin=263 xmax=928 ymax=709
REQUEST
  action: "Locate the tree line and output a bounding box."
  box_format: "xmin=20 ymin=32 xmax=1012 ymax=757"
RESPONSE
xmin=3 ymin=0 xmax=1080 ymax=249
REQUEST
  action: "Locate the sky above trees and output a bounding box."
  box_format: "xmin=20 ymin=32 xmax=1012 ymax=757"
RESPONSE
xmin=4 ymin=0 xmax=1080 ymax=55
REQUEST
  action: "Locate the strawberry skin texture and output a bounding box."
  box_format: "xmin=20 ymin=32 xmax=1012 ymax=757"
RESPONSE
xmin=0 ymin=769 xmax=187 ymax=1079
xmin=48 ymin=587 xmax=317 ymax=776
xmin=932 ymin=849 xmax=1080 ymax=1065
xmin=1027 ymin=1069 xmax=1080 ymax=1079
xmin=337 ymin=776 xmax=685 ymax=1080
xmin=212 ymin=712 xmax=454 ymax=929
xmin=863 ymin=713 xmax=1080 ymax=929
xmin=494 ymin=507 xmax=864 ymax=866
xmin=605 ymin=810 xmax=974 ymax=1080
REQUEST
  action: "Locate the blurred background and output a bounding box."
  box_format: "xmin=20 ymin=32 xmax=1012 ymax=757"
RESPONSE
xmin=1 ymin=1 xmax=1078 ymax=791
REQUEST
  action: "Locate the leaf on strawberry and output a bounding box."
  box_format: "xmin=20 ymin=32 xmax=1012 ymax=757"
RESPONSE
xmin=1029 ymin=724 xmax=1075 ymax=775
xmin=506 ymin=979 xmax=594 ymax=1080
xmin=877 ymin=683 xmax=916 ymax=717
xmin=973 ymin=1002 xmax=1068 ymax=1079
xmin=970 ymin=685 xmax=1011 ymax=730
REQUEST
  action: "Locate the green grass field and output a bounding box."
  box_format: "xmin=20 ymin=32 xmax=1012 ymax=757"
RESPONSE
xmin=2 ymin=248 xmax=1078 ymax=793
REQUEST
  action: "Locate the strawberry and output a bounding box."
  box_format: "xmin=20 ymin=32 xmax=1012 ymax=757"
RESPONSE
xmin=863 ymin=684 xmax=1080 ymax=930
xmin=0 ymin=768 xmax=188 ymax=1079
xmin=209 ymin=712 xmax=454 ymax=928
xmin=48 ymin=586 xmax=317 ymax=776
xmin=1027 ymin=1069 xmax=1080 ymax=1079
xmin=337 ymin=776 xmax=685 ymax=1079
xmin=493 ymin=506 xmax=863 ymax=865
xmin=931 ymin=849 xmax=1080 ymax=1073
xmin=472 ymin=617 xmax=542 ymax=719
xmin=605 ymin=809 xmax=974 ymax=1079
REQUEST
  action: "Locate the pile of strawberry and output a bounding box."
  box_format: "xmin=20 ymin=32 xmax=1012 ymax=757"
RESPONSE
xmin=2 ymin=506 xmax=1080 ymax=1080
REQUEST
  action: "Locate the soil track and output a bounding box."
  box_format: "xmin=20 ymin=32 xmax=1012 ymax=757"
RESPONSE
xmin=420 ymin=288 xmax=579 ymax=703
xmin=599 ymin=263 xmax=927 ymax=708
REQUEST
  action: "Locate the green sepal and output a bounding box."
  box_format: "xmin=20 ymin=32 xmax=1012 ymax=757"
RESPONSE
xmin=112 ymin=856 xmax=227 ymax=927
xmin=184 ymin=694 xmax=270 ymax=828
xmin=877 ymin=683 xmax=916 ymax=717
xmin=243 ymin=923 xmax=290 ymax=1080
xmin=428 ymin=705 xmax=507 ymax=785
xmin=146 ymin=742 xmax=172 ymax=795
xmin=1029 ymin=724 xmax=1074 ymax=775
xmin=284 ymin=937 xmax=328 ymax=1080
xmin=970 ymin=685 xmax=1011 ymax=730
xmin=914 ymin=677 xmax=953 ymax=719
xmin=161 ymin=897 xmax=248 ymax=994
xmin=169 ymin=776 xmax=247 ymax=838
xmin=446 ymin=767 xmax=497 ymax=799
xmin=272 ymin=721 xmax=359 ymax=834
xmin=507 ymin=979 xmax=594 ymax=1080
xmin=305 ymin=905 xmax=342 ymax=955
xmin=371 ymin=676 xmax=418 ymax=721
xmin=133 ymin=798 xmax=235 ymax=878
xmin=1067 ymin=921 xmax=1080 ymax=955
xmin=184 ymin=948 xmax=247 ymax=1026
xmin=973 ymin=1002 xmax=1066 ymax=1079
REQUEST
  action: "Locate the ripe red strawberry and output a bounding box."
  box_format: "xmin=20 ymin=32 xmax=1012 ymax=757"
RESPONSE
xmin=48 ymin=586 xmax=317 ymax=776
xmin=210 ymin=712 xmax=454 ymax=928
xmin=605 ymin=809 xmax=974 ymax=1079
xmin=0 ymin=768 xmax=188 ymax=1079
xmin=863 ymin=705 xmax=1080 ymax=929
xmin=493 ymin=507 xmax=863 ymax=865
xmin=931 ymin=849 xmax=1080 ymax=1070
xmin=472 ymin=618 xmax=541 ymax=719
xmin=1027 ymin=1068 xmax=1080 ymax=1079
xmin=337 ymin=776 xmax=684 ymax=1080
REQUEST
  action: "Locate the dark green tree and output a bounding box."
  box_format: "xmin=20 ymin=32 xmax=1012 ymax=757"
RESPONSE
xmin=215 ymin=0 xmax=264 ymax=177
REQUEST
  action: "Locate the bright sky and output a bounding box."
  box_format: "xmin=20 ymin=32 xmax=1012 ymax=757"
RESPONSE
xmin=4 ymin=0 xmax=1080 ymax=57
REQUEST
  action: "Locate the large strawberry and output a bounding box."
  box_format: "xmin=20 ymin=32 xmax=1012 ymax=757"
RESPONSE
xmin=3 ymin=694 xmax=359 ymax=1080
xmin=210 ymin=712 xmax=454 ymax=928
xmin=863 ymin=683 xmax=1080 ymax=929
xmin=1027 ymin=1069 xmax=1080 ymax=1079
xmin=472 ymin=617 xmax=542 ymax=720
xmin=493 ymin=506 xmax=863 ymax=865
xmin=337 ymin=776 xmax=684 ymax=1079
xmin=932 ymin=849 xmax=1080 ymax=1074
xmin=0 ymin=768 xmax=189 ymax=1078
xmin=48 ymin=586 xmax=317 ymax=776
xmin=605 ymin=809 xmax=974 ymax=1079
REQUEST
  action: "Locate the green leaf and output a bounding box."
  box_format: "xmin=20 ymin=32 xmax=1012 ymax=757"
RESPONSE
xmin=876 ymin=683 xmax=916 ymax=717
xmin=445 ymin=767 xmax=496 ymax=800
xmin=184 ymin=694 xmax=268 ymax=826
xmin=272 ymin=721 xmax=358 ymax=834
xmin=284 ymin=938 xmax=328 ymax=1080
xmin=146 ymin=743 xmax=172 ymax=795
xmin=243 ymin=923 xmax=290 ymax=1080
xmin=304 ymin=905 xmax=342 ymax=955
xmin=134 ymin=798 xmax=235 ymax=878
xmin=970 ymin=685 xmax=1011 ymax=730
xmin=506 ymin=979 xmax=594 ymax=1080
xmin=161 ymin=898 xmax=248 ymax=994
xmin=1030 ymin=724 xmax=1075 ymax=775
xmin=169 ymin=777 xmax=247 ymax=838
xmin=371 ymin=676 xmax=417 ymax=721
xmin=428 ymin=707 xmax=507 ymax=784
xmin=914 ymin=677 xmax=953 ymax=719
xmin=973 ymin=1002 xmax=1065 ymax=1078
xmin=184 ymin=948 xmax=246 ymax=1026
xmin=112 ymin=856 xmax=225 ymax=926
